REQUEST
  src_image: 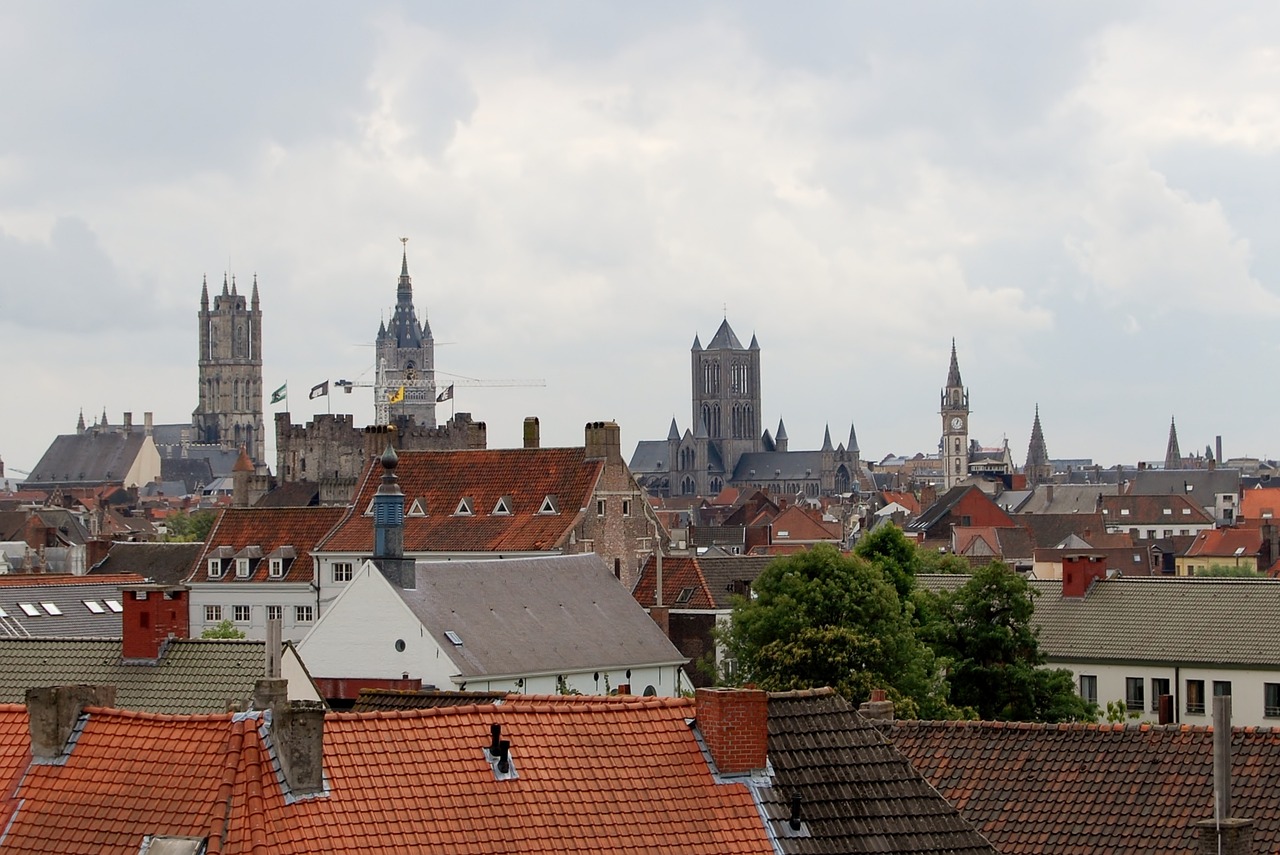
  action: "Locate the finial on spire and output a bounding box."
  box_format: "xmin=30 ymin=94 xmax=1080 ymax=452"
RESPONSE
xmin=400 ymin=237 xmax=409 ymax=276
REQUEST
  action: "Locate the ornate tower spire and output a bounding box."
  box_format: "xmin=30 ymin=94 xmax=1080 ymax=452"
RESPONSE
xmin=941 ymin=339 xmax=971 ymax=489
xmin=821 ymin=424 xmax=834 ymax=452
xmin=200 ymin=275 xmax=209 ymax=309
xmin=1025 ymin=405 xmax=1052 ymax=487
xmin=374 ymin=238 xmax=437 ymax=427
xmin=251 ymin=274 xmax=259 ymax=310
xmin=947 ymin=338 xmax=963 ymax=388
xmin=1165 ymin=417 xmax=1182 ymax=470
xmin=76 ymin=409 xmax=86 ymax=435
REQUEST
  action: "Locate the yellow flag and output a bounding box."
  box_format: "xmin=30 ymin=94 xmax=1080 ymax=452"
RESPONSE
xmin=388 ymin=385 xmax=405 ymax=404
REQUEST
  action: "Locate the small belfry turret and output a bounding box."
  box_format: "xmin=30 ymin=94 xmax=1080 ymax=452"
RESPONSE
xmin=374 ymin=239 xmax=436 ymax=428
xmin=371 ymin=444 xmax=415 ymax=588
xmin=941 ymin=339 xmax=971 ymax=489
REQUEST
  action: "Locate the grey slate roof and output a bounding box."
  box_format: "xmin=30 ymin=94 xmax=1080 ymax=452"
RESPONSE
xmin=917 ymin=574 xmax=1280 ymax=669
xmin=0 ymin=637 xmax=274 ymax=713
xmin=732 ymin=451 xmax=826 ymax=483
xmin=628 ymin=439 xmax=670 ymax=474
xmin=697 ymin=556 xmax=778 ymax=608
xmin=1130 ymin=468 xmax=1241 ymax=498
xmin=0 ymin=578 xmax=144 ymax=637
xmin=763 ymin=688 xmax=997 ymax=854
xmin=25 ymin=431 xmax=149 ymax=487
xmin=706 ymin=318 xmax=745 ymax=350
xmin=1016 ymin=483 xmax=1116 ymax=514
xmin=397 ymin=554 xmax=686 ymax=680
xmin=90 ymin=542 xmax=205 ymax=585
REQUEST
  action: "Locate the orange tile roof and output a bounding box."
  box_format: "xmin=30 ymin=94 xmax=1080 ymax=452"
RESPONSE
xmin=769 ymin=506 xmax=841 ymax=543
xmin=0 ymin=698 xmax=774 ymax=854
xmin=632 ymin=556 xmax=716 ymax=610
xmin=1184 ymin=526 xmax=1263 ymax=558
xmin=0 ymin=573 xmax=145 ymax=587
xmin=1241 ymin=487 xmax=1280 ymax=521
xmin=318 ymin=448 xmax=604 ymax=554
xmin=191 ymin=507 xmax=348 ymax=584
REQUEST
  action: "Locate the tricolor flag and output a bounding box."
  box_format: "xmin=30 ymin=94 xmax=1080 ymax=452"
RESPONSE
xmin=388 ymin=385 xmax=405 ymax=404
xmin=309 ymin=381 xmax=329 ymax=400
xmin=436 ymin=384 xmax=454 ymax=403
xmin=270 ymin=383 xmax=287 ymax=404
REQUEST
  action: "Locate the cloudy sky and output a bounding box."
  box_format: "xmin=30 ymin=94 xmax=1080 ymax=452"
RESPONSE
xmin=3 ymin=2 xmax=1278 ymax=479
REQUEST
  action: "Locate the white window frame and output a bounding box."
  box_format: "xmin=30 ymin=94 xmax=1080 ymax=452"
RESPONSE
xmin=332 ymin=562 xmax=354 ymax=583
xmin=268 ymin=558 xmax=284 ymax=578
xmin=266 ymin=605 xmax=283 ymax=622
xmin=295 ymin=605 xmax=315 ymax=623
xmin=205 ymin=605 xmax=223 ymax=623
xmin=233 ymin=605 xmax=251 ymax=623
xmin=208 ymin=558 xmax=223 ymax=579
xmin=236 ymin=558 xmax=251 ymax=578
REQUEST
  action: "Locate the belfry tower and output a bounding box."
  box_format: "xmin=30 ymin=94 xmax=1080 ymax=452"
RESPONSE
xmin=940 ymin=339 xmax=970 ymax=489
xmin=690 ymin=318 xmax=762 ymax=490
xmin=375 ymin=240 xmax=436 ymax=427
xmin=193 ymin=274 xmax=265 ymax=463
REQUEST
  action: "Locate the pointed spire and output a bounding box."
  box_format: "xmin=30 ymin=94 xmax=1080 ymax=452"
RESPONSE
xmin=221 ymin=273 xmax=229 ymax=296
xmin=230 ymin=274 xmax=237 ymax=297
xmin=251 ymin=274 xmax=259 ymax=309
xmin=749 ymin=333 xmax=760 ymax=351
xmin=386 ymin=238 xmax=425 ymax=348
xmin=667 ymin=418 xmax=680 ymax=441
xmin=691 ymin=334 xmax=702 ymax=351
xmin=776 ymin=419 xmax=788 ymax=442
xmin=76 ymin=409 xmax=86 ymax=435
xmin=200 ymin=275 xmax=209 ymax=309
xmin=822 ymin=424 xmax=834 ymax=452
xmin=947 ymin=338 xmax=963 ymax=388
xmin=232 ymin=445 xmax=255 ymax=472
xmin=1026 ymin=405 xmax=1049 ymax=469
xmin=101 ymin=407 xmax=109 ymax=427
xmin=707 ymin=318 xmax=744 ymax=350
xmin=694 ymin=413 xmax=709 ymax=439
xmin=1165 ymin=416 xmax=1182 ymax=470
xmin=847 ymin=422 xmax=860 ymax=455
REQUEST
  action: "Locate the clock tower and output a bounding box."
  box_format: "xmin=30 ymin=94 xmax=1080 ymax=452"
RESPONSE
xmin=941 ymin=339 xmax=970 ymax=489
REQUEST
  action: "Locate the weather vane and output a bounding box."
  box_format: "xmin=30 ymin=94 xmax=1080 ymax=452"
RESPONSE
xmin=400 ymin=236 xmax=408 ymax=247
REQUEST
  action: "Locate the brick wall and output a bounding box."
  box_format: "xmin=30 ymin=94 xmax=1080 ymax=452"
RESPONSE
xmin=696 ymin=687 xmax=767 ymax=775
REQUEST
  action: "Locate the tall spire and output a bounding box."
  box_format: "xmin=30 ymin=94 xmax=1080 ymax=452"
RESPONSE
xmin=667 ymin=417 xmax=680 ymax=441
xmin=847 ymin=422 xmax=860 ymax=455
xmin=200 ymin=275 xmax=209 ymax=309
xmin=389 ymin=238 xmax=425 ymax=348
xmin=221 ymin=273 xmax=229 ymax=297
xmin=230 ymin=274 xmax=237 ymax=297
xmin=1165 ymin=416 xmax=1182 ymax=470
xmin=76 ymin=409 xmax=86 ymax=435
xmin=1026 ymin=406 xmax=1049 ymax=467
xmin=251 ymin=274 xmax=259 ymax=309
xmin=947 ymin=338 xmax=963 ymax=387
xmin=821 ymin=424 xmax=834 ymax=452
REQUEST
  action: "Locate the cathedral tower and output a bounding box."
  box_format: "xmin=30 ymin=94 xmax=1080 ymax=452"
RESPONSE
xmin=940 ymin=339 xmax=970 ymax=489
xmin=375 ymin=241 xmax=436 ymax=427
xmin=193 ymin=274 xmax=265 ymax=463
xmin=690 ymin=319 xmax=762 ymax=492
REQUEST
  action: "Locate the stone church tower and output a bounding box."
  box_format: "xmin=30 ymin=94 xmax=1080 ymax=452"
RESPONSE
xmin=193 ymin=274 xmax=265 ymax=464
xmin=374 ymin=243 xmax=436 ymax=427
xmin=689 ymin=319 xmax=762 ymax=495
xmin=1024 ymin=405 xmax=1053 ymax=487
xmin=940 ymin=339 xmax=970 ymax=489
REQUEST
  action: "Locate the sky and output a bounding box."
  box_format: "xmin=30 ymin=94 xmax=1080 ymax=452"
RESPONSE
xmin=3 ymin=2 xmax=1279 ymax=479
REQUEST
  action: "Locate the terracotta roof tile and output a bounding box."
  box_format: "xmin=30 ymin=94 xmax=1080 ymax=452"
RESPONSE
xmin=0 ymin=573 xmax=144 ymax=587
xmin=318 ymin=448 xmax=603 ymax=554
xmin=0 ymin=698 xmax=774 ymax=853
xmin=886 ymin=719 xmax=1280 ymax=854
xmin=191 ymin=507 xmax=347 ymax=584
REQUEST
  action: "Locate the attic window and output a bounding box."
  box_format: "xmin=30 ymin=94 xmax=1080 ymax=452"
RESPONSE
xmin=268 ymin=558 xmax=284 ymax=578
xmin=19 ymin=603 xmax=39 ymax=617
xmin=1184 ymin=508 xmax=1193 ymax=515
xmin=492 ymin=496 xmax=514 ymax=516
xmin=1120 ymin=509 xmax=1130 ymax=516
xmin=236 ymin=558 xmax=251 ymax=578
xmin=777 ymin=530 xmax=790 ymax=538
xmin=84 ymin=601 xmax=105 ymax=614
xmin=454 ymin=498 xmax=474 ymax=516
xmin=675 ymin=586 xmax=695 ymax=605
xmin=408 ymin=498 xmax=428 ymax=517
xmin=1163 ymin=508 xmax=1172 ymax=515
xmin=41 ymin=603 xmax=62 ymax=616
xmin=444 ymin=630 xmax=464 ymax=646
xmin=364 ymin=497 xmax=376 ymax=516
xmin=1235 ymin=547 xmax=1247 ymax=557
xmin=538 ymin=495 xmax=559 ymax=515
xmin=105 ymin=600 xmax=122 ymax=613
xmin=208 ymin=558 xmax=223 ymax=578
xmin=0 ymin=606 xmax=6 ymax=618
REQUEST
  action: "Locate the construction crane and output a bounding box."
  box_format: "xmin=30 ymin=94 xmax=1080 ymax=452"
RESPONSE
xmin=333 ymin=373 xmax=545 ymax=392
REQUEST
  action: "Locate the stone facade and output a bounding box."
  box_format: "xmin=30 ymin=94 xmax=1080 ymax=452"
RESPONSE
xmin=275 ymin=411 xmax=487 ymax=506
xmin=193 ymin=275 xmax=266 ymax=464
xmin=374 ymin=244 xmax=436 ymax=428
xmin=570 ymin=422 xmax=655 ymax=589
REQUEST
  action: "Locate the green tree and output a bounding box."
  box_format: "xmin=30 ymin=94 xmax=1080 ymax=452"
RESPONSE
xmin=721 ymin=544 xmax=953 ymax=718
xmin=917 ymin=548 xmax=973 ymax=575
xmin=162 ymin=510 xmax=217 ymax=543
xmin=925 ymin=562 xmax=1096 ymax=722
xmin=854 ymin=524 xmax=920 ymax=601
xmin=201 ymin=619 xmax=246 ymax=639
xmin=1196 ymin=564 xmax=1263 ymax=578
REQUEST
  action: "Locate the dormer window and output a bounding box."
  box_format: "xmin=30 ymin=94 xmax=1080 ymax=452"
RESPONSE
xmin=269 ymin=558 xmax=284 ymax=578
xmin=492 ymin=496 xmax=513 ymax=516
xmin=265 ymin=546 xmax=295 ymax=579
xmin=236 ymin=558 xmax=251 ymax=578
xmin=408 ymin=498 xmax=428 ymax=517
xmin=208 ymin=558 xmax=223 ymax=578
xmin=538 ymin=495 xmax=559 ymax=515
xmin=364 ymin=498 xmax=377 ymax=517
xmin=454 ymin=497 xmax=474 ymax=516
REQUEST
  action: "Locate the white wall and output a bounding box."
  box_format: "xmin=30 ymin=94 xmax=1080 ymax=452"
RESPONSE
xmin=187 ymin=582 xmax=317 ymax=642
xmin=1060 ymin=660 xmax=1280 ymax=727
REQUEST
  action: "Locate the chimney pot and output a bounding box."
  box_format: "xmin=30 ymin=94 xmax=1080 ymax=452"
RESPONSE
xmin=695 ymin=687 xmax=767 ymax=775
xmin=121 ymin=586 xmax=189 ymax=660
xmin=523 ymin=416 xmax=540 ymax=449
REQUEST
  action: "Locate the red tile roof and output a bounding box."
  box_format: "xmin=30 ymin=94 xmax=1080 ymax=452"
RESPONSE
xmin=190 ymin=507 xmax=347 ymax=583
xmin=769 ymin=506 xmax=841 ymax=543
xmin=1185 ymin=526 xmax=1263 ymax=559
xmin=1240 ymin=487 xmax=1280 ymax=521
xmin=887 ymin=719 xmax=1280 ymax=854
xmin=318 ymin=448 xmax=604 ymax=554
xmin=0 ymin=572 xmax=145 ymax=587
xmin=632 ymin=556 xmax=716 ymax=610
xmin=0 ymin=697 xmax=774 ymax=854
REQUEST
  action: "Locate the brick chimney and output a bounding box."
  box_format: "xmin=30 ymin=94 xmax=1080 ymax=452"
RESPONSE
xmin=858 ymin=688 xmax=895 ymax=720
xmin=696 ymin=687 xmax=767 ymax=775
xmin=1062 ymin=554 xmax=1107 ymax=598
xmin=26 ymin=685 xmax=117 ymax=760
xmin=523 ymin=416 xmax=540 ymax=449
xmin=121 ymin=585 xmax=190 ymax=661
xmin=584 ymin=421 xmax=622 ymax=463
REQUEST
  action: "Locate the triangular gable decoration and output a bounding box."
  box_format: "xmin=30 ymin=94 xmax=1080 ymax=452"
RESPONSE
xmin=538 ymin=495 xmax=559 ymax=515
xmin=454 ymin=497 xmax=474 ymax=516
xmin=408 ymin=498 xmax=428 ymax=517
xmin=492 ymin=496 xmax=513 ymax=516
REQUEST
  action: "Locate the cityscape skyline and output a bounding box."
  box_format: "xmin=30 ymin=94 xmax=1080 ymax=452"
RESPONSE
xmin=4 ymin=3 xmax=1278 ymax=475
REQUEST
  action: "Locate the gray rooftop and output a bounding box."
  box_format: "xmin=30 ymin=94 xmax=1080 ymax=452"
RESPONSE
xmin=90 ymin=542 xmax=205 ymax=585
xmin=25 ymin=431 xmax=150 ymax=487
xmin=0 ymin=578 xmax=142 ymax=637
xmin=0 ymin=637 xmax=277 ymax=713
xmin=397 ymin=554 xmax=686 ymax=680
xmin=1131 ymin=468 xmax=1241 ymax=497
xmin=731 ymin=450 xmax=826 ymax=483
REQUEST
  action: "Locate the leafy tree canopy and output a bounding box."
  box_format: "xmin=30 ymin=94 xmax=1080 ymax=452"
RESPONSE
xmin=200 ymin=619 xmax=246 ymax=639
xmin=853 ymin=524 xmax=920 ymax=601
xmin=923 ymin=562 xmax=1096 ymax=722
xmin=162 ymin=510 xmax=217 ymax=543
xmin=722 ymin=543 xmax=953 ymax=719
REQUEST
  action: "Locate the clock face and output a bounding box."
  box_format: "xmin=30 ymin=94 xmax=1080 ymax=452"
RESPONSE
xmin=950 ymin=416 xmax=964 ymax=430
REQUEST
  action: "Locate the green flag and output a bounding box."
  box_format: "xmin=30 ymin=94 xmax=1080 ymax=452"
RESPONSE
xmin=270 ymin=383 xmax=287 ymax=404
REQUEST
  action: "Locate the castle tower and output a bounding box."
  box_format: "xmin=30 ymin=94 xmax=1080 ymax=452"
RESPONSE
xmin=1024 ymin=405 xmax=1053 ymax=487
xmin=940 ymin=339 xmax=970 ymax=489
xmin=375 ymin=241 xmax=436 ymax=427
xmin=690 ymin=319 xmax=762 ymax=493
xmin=193 ymin=273 xmax=265 ymax=463
xmin=1165 ymin=416 xmax=1182 ymax=470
